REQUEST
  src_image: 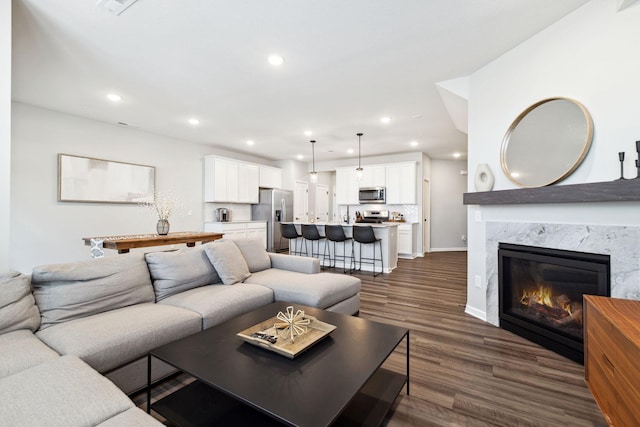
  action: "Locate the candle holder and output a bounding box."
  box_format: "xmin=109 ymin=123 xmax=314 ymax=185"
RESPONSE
xmin=618 ymin=152 xmax=626 ymax=180
xmin=635 ymin=141 xmax=640 ymax=179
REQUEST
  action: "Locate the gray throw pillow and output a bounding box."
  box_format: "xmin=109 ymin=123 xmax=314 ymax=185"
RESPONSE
xmin=232 ymin=238 xmax=271 ymax=273
xmin=0 ymin=271 xmax=41 ymax=334
xmin=204 ymin=240 xmax=251 ymax=285
xmin=146 ymin=246 xmax=221 ymax=301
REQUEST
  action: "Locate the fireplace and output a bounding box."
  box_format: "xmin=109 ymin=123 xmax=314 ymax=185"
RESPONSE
xmin=498 ymin=243 xmax=610 ymax=363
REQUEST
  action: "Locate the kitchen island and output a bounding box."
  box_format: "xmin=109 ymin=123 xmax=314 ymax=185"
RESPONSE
xmin=282 ymin=222 xmax=398 ymax=273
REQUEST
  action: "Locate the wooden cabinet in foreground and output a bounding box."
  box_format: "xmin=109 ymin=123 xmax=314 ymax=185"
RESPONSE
xmin=584 ymin=295 xmax=640 ymax=427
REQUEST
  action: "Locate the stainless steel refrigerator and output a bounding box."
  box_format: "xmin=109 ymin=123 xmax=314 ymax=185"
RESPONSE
xmin=251 ymin=188 xmax=294 ymax=252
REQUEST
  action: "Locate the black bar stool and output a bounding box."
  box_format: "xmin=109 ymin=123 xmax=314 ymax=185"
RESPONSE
xmin=301 ymin=224 xmax=326 ymax=264
xmin=280 ymin=223 xmax=302 ymax=255
xmin=352 ymin=225 xmax=383 ymax=277
xmin=323 ymin=225 xmax=353 ymax=273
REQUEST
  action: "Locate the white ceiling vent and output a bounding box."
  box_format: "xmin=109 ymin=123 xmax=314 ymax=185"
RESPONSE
xmin=97 ymin=0 xmax=139 ymax=16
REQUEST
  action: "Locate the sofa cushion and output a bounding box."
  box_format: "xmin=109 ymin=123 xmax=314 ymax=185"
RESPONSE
xmin=0 ymin=355 xmax=134 ymax=427
xmin=145 ymin=245 xmax=221 ymax=301
xmin=0 ymin=271 xmax=41 ymax=334
xmin=246 ymin=269 xmax=361 ymax=309
xmin=0 ymin=329 xmax=59 ymax=380
xmin=36 ymin=303 xmax=201 ymax=373
xmin=96 ymin=408 xmax=164 ymax=426
xmin=268 ymin=252 xmax=320 ymax=274
xmin=32 ymin=253 xmax=155 ymax=330
xmin=232 ymin=238 xmax=271 ymax=273
xmin=159 ymin=283 xmax=274 ymax=329
xmin=204 ymin=240 xmax=251 ymax=285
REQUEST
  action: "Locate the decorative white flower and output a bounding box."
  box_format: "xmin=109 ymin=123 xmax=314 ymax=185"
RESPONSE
xmin=139 ymin=191 xmax=184 ymax=221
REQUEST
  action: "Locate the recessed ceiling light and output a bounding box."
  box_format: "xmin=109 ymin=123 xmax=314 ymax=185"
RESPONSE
xmin=106 ymin=93 xmax=122 ymax=102
xmin=246 ymin=140 xmax=255 ymax=146
xmin=268 ymin=55 xmax=285 ymax=66
xmin=304 ymin=130 xmax=313 ymax=137
xmin=188 ymin=118 xmax=200 ymax=126
xmin=380 ymin=116 xmax=392 ymax=124
xmin=410 ymin=141 xmax=418 ymax=147
xmin=453 ymin=152 xmax=461 ymax=158
xmin=296 ymin=154 xmax=304 ymax=160
xmin=411 ymin=114 xmax=423 ymax=119
xmin=347 ymin=149 xmax=354 ymax=154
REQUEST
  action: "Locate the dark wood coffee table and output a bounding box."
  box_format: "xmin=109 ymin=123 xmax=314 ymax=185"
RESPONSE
xmin=146 ymin=302 xmax=409 ymax=427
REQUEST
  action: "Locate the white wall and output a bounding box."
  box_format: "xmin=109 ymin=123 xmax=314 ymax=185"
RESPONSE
xmin=466 ymin=0 xmax=640 ymax=320
xmin=430 ymin=159 xmax=467 ymax=251
xmin=10 ymin=103 xmax=271 ymax=273
xmin=0 ymin=0 xmax=11 ymax=270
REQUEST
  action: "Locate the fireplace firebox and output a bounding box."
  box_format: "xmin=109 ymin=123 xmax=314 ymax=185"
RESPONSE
xmin=498 ymin=243 xmax=610 ymax=363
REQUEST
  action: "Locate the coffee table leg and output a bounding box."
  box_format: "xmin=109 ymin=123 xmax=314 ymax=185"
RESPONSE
xmin=147 ymin=354 xmax=152 ymax=414
xmin=406 ymin=330 xmax=410 ymax=395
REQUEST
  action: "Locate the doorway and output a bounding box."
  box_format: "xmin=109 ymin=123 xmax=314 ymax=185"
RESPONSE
xmin=422 ymin=178 xmax=430 ymax=253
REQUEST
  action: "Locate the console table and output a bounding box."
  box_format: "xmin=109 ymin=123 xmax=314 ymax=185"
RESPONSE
xmin=82 ymin=232 xmax=224 ymax=254
xmin=584 ymin=295 xmax=640 ymax=427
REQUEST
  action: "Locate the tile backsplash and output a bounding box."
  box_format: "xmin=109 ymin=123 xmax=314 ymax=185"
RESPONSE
xmin=337 ymin=204 xmax=420 ymax=223
xmin=204 ymin=203 xmax=252 ymax=221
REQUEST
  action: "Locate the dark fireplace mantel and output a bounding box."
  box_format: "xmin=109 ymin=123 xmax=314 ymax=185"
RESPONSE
xmin=463 ymin=178 xmax=640 ymax=205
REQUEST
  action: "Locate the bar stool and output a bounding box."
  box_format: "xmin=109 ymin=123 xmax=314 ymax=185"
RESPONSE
xmin=353 ymin=226 xmax=383 ymax=277
xmin=301 ymin=224 xmax=326 ymax=264
xmin=280 ymin=223 xmax=302 ymax=255
xmin=323 ymin=225 xmax=354 ymax=273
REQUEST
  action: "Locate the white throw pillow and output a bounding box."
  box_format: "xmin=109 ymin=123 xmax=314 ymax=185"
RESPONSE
xmin=204 ymin=240 xmax=251 ymax=285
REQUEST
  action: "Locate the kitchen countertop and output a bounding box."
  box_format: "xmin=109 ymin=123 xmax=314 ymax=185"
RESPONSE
xmin=204 ymin=220 xmax=267 ymax=224
xmin=282 ymin=221 xmax=398 ymax=228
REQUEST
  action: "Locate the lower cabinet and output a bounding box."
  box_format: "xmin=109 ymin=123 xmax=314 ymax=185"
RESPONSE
xmin=397 ymin=223 xmax=417 ymax=258
xmin=203 ymin=222 xmax=267 ymax=248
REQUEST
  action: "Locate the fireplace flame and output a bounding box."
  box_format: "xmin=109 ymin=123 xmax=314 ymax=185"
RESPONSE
xmin=520 ymin=285 xmax=574 ymax=317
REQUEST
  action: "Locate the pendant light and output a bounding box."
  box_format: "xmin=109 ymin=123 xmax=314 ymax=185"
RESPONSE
xmin=355 ymin=133 xmax=364 ymax=180
xmin=309 ymin=140 xmax=318 ymax=183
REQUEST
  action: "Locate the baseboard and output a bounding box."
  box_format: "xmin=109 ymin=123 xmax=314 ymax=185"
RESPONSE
xmin=465 ymin=305 xmax=487 ymax=322
xmin=430 ymin=247 xmax=468 ymax=252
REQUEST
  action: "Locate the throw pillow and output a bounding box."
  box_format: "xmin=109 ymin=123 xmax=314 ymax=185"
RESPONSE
xmin=145 ymin=245 xmax=221 ymax=301
xmin=0 ymin=271 xmax=41 ymax=334
xmin=232 ymin=237 xmax=271 ymax=273
xmin=204 ymin=240 xmax=251 ymax=285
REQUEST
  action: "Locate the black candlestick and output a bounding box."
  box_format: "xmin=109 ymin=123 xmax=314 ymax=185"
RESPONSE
xmin=636 ymin=141 xmax=640 ymax=179
xmin=618 ymin=151 xmax=626 ymax=180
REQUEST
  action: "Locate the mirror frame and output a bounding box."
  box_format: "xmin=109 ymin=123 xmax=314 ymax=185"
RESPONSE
xmin=500 ymin=97 xmax=594 ymax=188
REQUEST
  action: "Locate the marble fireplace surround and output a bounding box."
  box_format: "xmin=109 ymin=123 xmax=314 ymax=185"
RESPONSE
xmin=484 ymin=222 xmax=640 ymax=326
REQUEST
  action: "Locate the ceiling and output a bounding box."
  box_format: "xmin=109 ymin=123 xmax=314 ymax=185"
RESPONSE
xmin=11 ymin=0 xmax=589 ymax=162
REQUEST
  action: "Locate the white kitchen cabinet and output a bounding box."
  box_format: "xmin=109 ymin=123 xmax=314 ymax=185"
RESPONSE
xmin=398 ymin=224 xmax=413 ymax=257
xmin=203 ymin=221 xmax=267 ymax=248
xmin=259 ymin=165 xmax=282 ymax=189
xmin=204 ymin=157 xmax=238 ymax=202
xmin=238 ymin=162 xmax=259 ymax=203
xmin=335 ymin=167 xmax=359 ymax=205
xmin=204 ymin=156 xmax=261 ymax=203
xmin=359 ymin=165 xmax=386 ymax=188
xmin=386 ymin=162 xmax=417 ymax=204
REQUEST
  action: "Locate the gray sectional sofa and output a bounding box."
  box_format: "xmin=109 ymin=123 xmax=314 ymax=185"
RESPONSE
xmin=0 ymin=238 xmax=361 ymax=426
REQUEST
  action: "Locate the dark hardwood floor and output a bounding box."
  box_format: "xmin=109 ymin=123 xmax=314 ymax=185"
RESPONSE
xmin=359 ymin=252 xmax=605 ymax=427
xmin=135 ymin=251 xmax=606 ymax=426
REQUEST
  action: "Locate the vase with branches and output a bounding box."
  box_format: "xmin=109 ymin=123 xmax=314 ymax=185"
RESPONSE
xmin=139 ymin=191 xmax=183 ymax=235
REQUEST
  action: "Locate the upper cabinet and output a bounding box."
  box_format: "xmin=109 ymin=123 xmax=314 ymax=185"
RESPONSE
xmin=204 ymin=156 xmax=265 ymax=203
xmin=335 ymin=167 xmax=360 ymax=205
xmin=335 ymin=161 xmax=417 ymax=205
xmin=386 ymin=162 xmax=417 ymax=204
xmin=359 ymin=165 xmax=386 ymax=188
xmin=259 ymin=165 xmax=282 ymax=189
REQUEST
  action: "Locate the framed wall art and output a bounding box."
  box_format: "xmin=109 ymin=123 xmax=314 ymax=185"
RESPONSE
xmin=58 ymin=154 xmax=155 ymax=203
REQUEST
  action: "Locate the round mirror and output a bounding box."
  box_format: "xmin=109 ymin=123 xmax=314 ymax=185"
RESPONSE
xmin=500 ymin=97 xmax=593 ymax=188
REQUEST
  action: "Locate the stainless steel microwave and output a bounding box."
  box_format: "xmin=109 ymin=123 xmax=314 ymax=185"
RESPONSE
xmin=359 ymin=187 xmax=386 ymax=204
